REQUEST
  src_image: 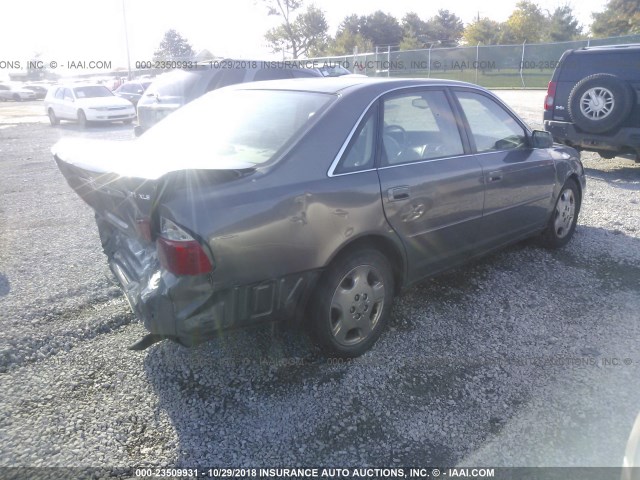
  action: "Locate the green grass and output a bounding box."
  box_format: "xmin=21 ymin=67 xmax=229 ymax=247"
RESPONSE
xmin=377 ymin=68 xmax=553 ymax=89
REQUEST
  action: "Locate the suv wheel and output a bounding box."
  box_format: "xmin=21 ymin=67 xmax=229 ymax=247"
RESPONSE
xmin=568 ymin=74 xmax=633 ymax=134
xmin=309 ymin=249 xmax=395 ymax=358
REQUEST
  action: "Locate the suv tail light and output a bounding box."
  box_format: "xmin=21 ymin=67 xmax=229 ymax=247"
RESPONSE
xmin=157 ymin=217 xmax=213 ymax=275
xmin=544 ymin=81 xmax=557 ymax=111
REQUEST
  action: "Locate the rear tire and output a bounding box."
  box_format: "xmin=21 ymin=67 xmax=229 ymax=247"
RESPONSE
xmin=309 ymin=248 xmax=395 ymax=358
xmin=568 ymin=74 xmax=633 ymax=134
xmin=540 ymin=178 xmax=581 ymax=249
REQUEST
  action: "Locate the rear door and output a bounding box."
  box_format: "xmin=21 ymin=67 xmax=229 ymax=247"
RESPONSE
xmin=451 ymin=88 xmax=556 ymax=246
xmin=376 ymin=88 xmax=485 ymax=282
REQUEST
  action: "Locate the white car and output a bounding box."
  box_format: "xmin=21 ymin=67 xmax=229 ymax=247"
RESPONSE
xmin=44 ymin=84 xmax=136 ymax=127
xmin=0 ymin=83 xmax=37 ymax=102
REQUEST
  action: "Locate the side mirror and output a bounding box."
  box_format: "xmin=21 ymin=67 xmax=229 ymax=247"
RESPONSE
xmin=532 ymin=130 xmax=553 ymax=148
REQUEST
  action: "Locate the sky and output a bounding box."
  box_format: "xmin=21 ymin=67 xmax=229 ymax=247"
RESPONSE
xmin=0 ymin=0 xmax=610 ymax=76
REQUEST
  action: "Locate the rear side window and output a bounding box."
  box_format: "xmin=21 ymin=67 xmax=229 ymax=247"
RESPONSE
xmin=54 ymin=88 xmax=64 ymax=99
xmin=334 ymin=106 xmax=377 ymax=175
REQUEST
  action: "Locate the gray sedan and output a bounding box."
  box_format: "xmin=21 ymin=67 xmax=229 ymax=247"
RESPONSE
xmin=53 ymin=78 xmax=585 ymax=357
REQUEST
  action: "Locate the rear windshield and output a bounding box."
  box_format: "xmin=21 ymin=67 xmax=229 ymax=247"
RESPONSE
xmin=559 ymin=51 xmax=640 ymax=81
xmin=73 ymin=86 xmax=113 ymax=98
xmin=141 ymin=89 xmax=334 ymax=166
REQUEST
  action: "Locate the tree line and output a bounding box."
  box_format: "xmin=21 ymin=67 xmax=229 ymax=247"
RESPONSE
xmin=152 ymin=0 xmax=639 ymax=61
xmin=263 ymin=0 xmax=640 ymax=57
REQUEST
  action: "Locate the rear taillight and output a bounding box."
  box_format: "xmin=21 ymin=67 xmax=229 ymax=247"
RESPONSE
xmin=156 ymin=218 xmax=213 ymax=275
xmin=544 ymin=81 xmax=557 ymax=111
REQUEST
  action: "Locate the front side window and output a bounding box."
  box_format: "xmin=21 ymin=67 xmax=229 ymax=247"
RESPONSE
xmin=455 ymin=91 xmax=527 ymax=153
xmin=381 ymin=90 xmax=464 ymax=165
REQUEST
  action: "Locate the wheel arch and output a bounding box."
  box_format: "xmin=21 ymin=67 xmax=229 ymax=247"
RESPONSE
xmin=323 ymin=233 xmax=407 ymax=295
xmin=566 ymin=173 xmax=583 ymax=205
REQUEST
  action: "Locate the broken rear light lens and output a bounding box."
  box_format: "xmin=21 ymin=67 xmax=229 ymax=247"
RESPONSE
xmin=157 ymin=218 xmax=213 ymax=275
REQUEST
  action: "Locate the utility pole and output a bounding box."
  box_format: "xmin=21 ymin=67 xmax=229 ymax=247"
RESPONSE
xmin=122 ymin=0 xmax=132 ymax=80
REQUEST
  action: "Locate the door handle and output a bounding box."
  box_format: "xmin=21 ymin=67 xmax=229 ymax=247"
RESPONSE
xmin=387 ymin=186 xmax=410 ymax=202
xmin=487 ymin=171 xmax=503 ymax=183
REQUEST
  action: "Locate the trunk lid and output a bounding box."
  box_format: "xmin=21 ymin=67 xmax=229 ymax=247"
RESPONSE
xmin=53 ymin=137 xmax=255 ymax=242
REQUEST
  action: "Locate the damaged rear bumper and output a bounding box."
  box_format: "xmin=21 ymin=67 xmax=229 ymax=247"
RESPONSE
xmin=102 ymin=221 xmax=319 ymax=348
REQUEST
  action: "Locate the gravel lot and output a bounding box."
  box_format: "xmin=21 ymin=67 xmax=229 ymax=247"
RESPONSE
xmin=1 ymin=93 xmax=639 ymax=475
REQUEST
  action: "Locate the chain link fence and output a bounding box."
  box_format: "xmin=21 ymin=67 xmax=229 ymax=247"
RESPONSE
xmin=310 ymin=34 xmax=640 ymax=88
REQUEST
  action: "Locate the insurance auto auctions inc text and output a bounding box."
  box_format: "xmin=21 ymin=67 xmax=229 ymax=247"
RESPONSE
xmin=243 ymin=467 xmax=495 ymax=478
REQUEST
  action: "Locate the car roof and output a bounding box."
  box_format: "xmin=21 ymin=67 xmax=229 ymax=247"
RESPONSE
xmin=54 ymin=83 xmax=111 ymax=89
xmin=234 ymin=76 xmax=481 ymax=95
xmin=574 ymin=43 xmax=640 ymax=53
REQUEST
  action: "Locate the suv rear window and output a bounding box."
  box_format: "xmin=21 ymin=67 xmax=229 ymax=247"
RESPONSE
xmin=144 ymin=70 xmax=201 ymax=101
xmin=253 ymin=69 xmax=293 ymax=81
xmin=559 ymin=51 xmax=640 ymax=81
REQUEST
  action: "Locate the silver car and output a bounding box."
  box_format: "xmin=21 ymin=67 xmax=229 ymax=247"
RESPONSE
xmin=53 ymin=77 xmax=585 ymax=357
xmin=0 ymin=83 xmax=37 ymax=101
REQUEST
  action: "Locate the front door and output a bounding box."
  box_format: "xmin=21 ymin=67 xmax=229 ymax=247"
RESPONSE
xmin=376 ymin=88 xmax=485 ymax=282
xmin=451 ymin=89 xmax=557 ymax=247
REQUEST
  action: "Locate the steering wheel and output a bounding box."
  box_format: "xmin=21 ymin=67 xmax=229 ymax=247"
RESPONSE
xmin=383 ymin=125 xmax=406 ymax=162
xmin=384 ymin=125 xmax=407 ymax=146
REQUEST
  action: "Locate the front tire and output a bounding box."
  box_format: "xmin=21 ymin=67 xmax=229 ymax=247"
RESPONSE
xmin=48 ymin=109 xmax=59 ymax=126
xmin=77 ymin=110 xmax=88 ymax=128
xmin=540 ymin=179 xmax=581 ymax=249
xmin=309 ymin=249 xmax=395 ymax=358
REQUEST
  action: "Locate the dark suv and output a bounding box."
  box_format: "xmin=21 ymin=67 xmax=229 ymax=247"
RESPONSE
xmin=135 ymin=60 xmax=321 ymax=135
xmin=544 ymin=44 xmax=640 ymax=162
